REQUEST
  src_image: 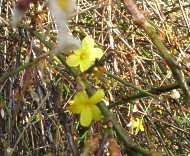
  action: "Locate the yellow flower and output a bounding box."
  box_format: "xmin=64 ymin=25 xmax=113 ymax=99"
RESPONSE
xmin=58 ymin=0 xmax=68 ymax=11
xmin=57 ymin=0 xmax=75 ymax=14
xmin=68 ymin=89 xmax=105 ymax=127
xmin=132 ymin=117 xmax=144 ymax=134
xmin=66 ymin=36 xmax=103 ymax=72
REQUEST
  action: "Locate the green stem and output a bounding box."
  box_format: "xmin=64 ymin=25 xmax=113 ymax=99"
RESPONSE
xmin=98 ymin=102 xmax=149 ymax=156
xmin=110 ymin=77 xmax=190 ymax=108
xmin=105 ymin=72 xmax=153 ymax=96
xmin=124 ymin=0 xmax=190 ymax=104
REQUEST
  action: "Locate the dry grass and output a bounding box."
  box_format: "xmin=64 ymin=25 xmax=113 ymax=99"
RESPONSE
xmin=0 ymin=0 xmax=190 ymax=155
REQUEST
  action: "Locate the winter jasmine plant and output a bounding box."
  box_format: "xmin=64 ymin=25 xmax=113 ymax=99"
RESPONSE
xmin=68 ymin=89 xmax=105 ymax=127
xmin=66 ymin=36 xmax=103 ymax=72
xmin=12 ymin=0 xmax=106 ymax=128
xmin=132 ymin=117 xmax=144 ymax=135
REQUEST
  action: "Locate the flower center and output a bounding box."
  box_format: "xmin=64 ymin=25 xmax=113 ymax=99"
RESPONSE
xmin=58 ymin=0 xmax=68 ymax=11
xmin=80 ymin=51 xmax=88 ymax=60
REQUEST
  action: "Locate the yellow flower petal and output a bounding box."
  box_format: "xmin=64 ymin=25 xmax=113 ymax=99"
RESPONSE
xmin=66 ymin=35 xmax=104 ymax=72
xmin=132 ymin=118 xmax=144 ymax=134
xmin=139 ymin=119 xmax=144 ymax=131
xmin=140 ymin=124 xmax=144 ymax=131
xmin=89 ymin=89 xmax=105 ymax=105
xmin=67 ymin=89 xmax=105 ymax=127
xmin=74 ymin=49 xmax=83 ymax=55
xmin=68 ymin=103 xmax=82 ymax=114
xmin=68 ymin=91 xmax=88 ymax=114
xmin=58 ymin=0 xmax=68 ymax=11
xmin=77 ymin=49 xmax=93 ymax=61
xmin=79 ymin=59 xmax=94 ymax=72
xmin=133 ymin=119 xmax=138 ymax=127
xmin=91 ymin=105 xmax=102 ymax=121
xmin=57 ymin=0 xmax=75 ymax=14
xmin=80 ymin=107 xmax=92 ymax=127
xmin=66 ymin=54 xmax=80 ymax=67
xmin=81 ymin=36 xmax=94 ymax=49
xmin=74 ymin=91 xmax=88 ymax=105
xmin=92 ymin=48 xmax=103 ymax=59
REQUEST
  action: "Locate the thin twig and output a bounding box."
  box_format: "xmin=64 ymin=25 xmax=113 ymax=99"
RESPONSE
xmin=110 ymin=77 xmax=190 ymax=108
